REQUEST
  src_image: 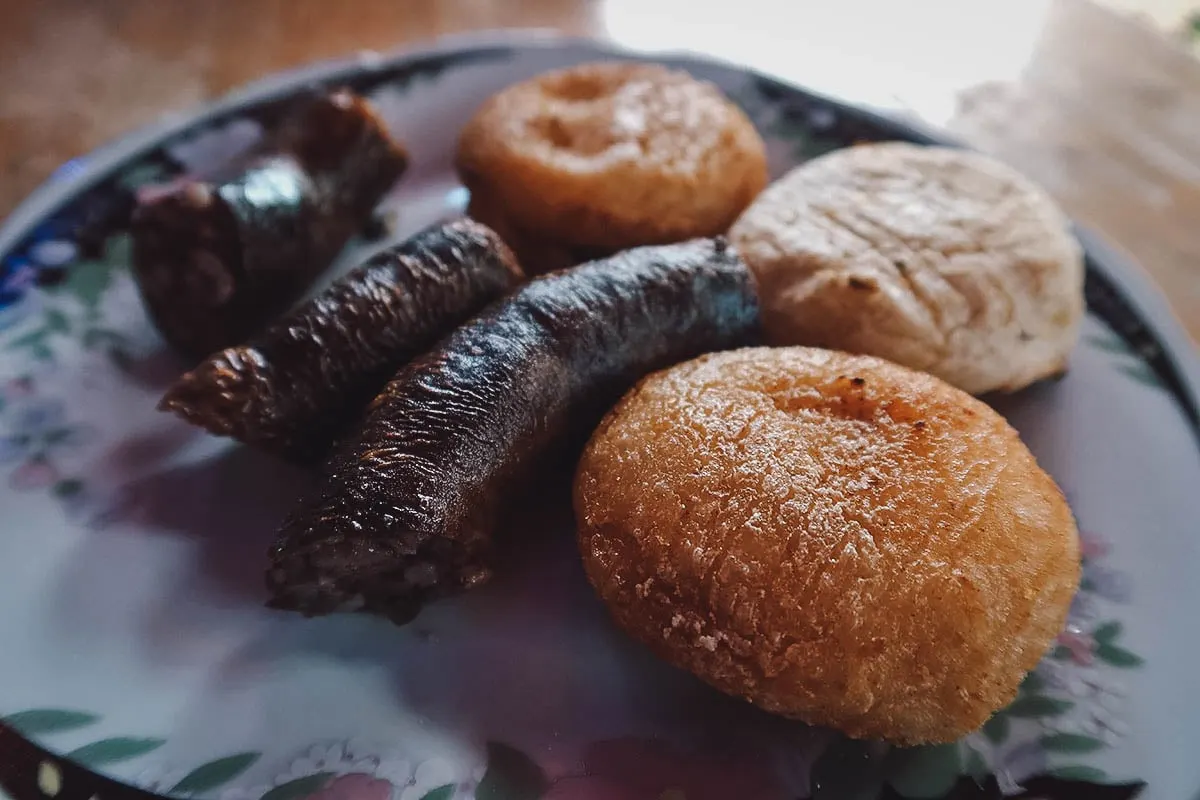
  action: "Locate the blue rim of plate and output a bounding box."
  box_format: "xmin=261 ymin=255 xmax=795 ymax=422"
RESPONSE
xmin=0 ymin=29 xmax=1195 ymax=800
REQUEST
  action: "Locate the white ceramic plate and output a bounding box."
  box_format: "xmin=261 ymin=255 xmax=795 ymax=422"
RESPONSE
xmin=0 ymin=32 xmax=1196 ymax=800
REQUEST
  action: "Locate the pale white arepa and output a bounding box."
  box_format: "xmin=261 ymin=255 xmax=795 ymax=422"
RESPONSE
xmin=731 ymin=142 xmax=1084 ymax=394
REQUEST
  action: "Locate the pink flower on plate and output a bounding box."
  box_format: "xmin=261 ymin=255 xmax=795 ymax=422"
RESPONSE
xmin=544 ymin=738 xmax=788 ymax=800
xmin=9 ymin=457 xmax=59 ymax=490
xmin=301 ymin=773 xmax=394 ymax=800
xmin=1057 ymin=628 xmax=1096 ymax=666
xmin=3 ymin=376 xmax=34 ymax=399
xmin=1078 ymin=531 xmax=1109 ymax=560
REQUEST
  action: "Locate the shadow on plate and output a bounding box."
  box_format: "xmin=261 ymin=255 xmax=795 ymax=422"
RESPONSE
xmin=47 ymin=441 xmax=314 ymax=667
xmin=99 ymin=443 xmax=315 ymax=598
xmin=203 ymin=472 xmax=812 ymax=759
xmin=109 ymin=343 xmax=194 ymax=392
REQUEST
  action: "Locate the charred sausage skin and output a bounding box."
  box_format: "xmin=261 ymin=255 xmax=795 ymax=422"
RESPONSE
xmin=159 ymin=219 xmax=522 ymax=462
xmin=132 ymin=89 xmax=408 ymax=358
xmin=267 ymin=237 xmax=761 ymax=624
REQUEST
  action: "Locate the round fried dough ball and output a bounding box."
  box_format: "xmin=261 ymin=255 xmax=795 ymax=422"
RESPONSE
xmin=730 ymin=143 xmax=1084 ymax=395
xmin=575 ymin=346 xmax=1080 ymax=744
xmin=457 ymin=61 xmax=768 ymax=252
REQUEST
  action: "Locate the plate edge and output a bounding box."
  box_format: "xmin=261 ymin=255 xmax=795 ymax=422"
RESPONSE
xmin=0 ymin=28 xmax=1195 ymax=800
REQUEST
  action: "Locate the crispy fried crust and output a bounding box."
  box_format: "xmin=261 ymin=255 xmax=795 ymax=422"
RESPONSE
xmin=575 ymin=346 xmax=1080 ymax=744
xmin=456 ymin=61 xmax=767 ymax=251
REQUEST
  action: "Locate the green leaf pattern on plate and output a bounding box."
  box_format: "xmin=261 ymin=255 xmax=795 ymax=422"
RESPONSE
xmin=1085 ymin=328 xmax=1165 ymax=391
xmin=0 ymin=68 xmax=1154 ymax=800
xmin=981 ymin=714 xmax=1010 ymax=745
xmin=1040 ymin=733 xmax=1106 ymax=755
xmin=0 ymin=232 xmax=144 ymax=510
xmin=953 ymin=526 xmax=1142 ymax=795
xmin=0 ymin=625 xmax=1142 ymax=800
xmin=259 ymin=773 xmax=335 ymax=800
xmin=2 ymin=709 xmax=99 ymax=736
xmin=170 ymin=753 xmax=262 ymax=796
xmin=1050 ymin=764 xmax=1109 ymax=782
xmin=0 ymin=391 xmax=1149 ymax=800
xmin=1005 ymin=695 xmax=1075 ymax=718
xmin=65 ymin=737 xmax=166 ymax=766
xmin=420 ymin=785 xmax=457 ymax=800
xmin=1095 ymin=642 xmax=1144 ymax=668
xmin=1 ymin=233 xmax=133 ymax=365
xmin=1092 ymin=621 xmax=1122 ymax=644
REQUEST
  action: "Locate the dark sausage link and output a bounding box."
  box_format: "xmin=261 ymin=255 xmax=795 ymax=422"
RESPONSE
xmin=132 ymin=89 xmax=408 ymax=358
xmin=266 ymin=237 xmax=761 ymax=624
xmin=159 ymin=219 xmax=523 ymax=463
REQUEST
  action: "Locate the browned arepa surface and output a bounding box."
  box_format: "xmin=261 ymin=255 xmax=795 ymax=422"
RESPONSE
xmin=575 ymin=346 xmax=1080 ymax=744
xmin=457 ymin=61 xmax=767 ymax=270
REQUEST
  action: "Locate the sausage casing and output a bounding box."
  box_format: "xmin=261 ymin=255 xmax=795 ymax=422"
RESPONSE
xmin=266 ymin=237 xmax=761 ymax=624
xmin=132 ymin=89 xmax=408 ymax=357
xmin=159 ymin=219 xmax=522 ymax=462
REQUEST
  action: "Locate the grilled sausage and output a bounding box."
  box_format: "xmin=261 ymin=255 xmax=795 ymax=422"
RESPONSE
xmin=132 ymin=89 xmax=408 ymax=358
xmin=159 ymin=219 xmax=522 ymax=462
xmin=266 ymin=237 xmax=761 ymax=624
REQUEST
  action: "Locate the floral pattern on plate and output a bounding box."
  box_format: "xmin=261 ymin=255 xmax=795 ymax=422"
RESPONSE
xmin=0 ymin=503 xmax=1144 ymax=799
xmin=2 ymin=37 xmax=1194 ymax=800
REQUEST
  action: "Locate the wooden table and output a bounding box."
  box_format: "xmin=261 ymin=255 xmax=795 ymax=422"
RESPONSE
xmin=2 ymin=0 xmax=1198 ymax=340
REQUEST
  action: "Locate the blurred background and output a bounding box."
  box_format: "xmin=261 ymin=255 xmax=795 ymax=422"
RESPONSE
xmin=1 ymin=0 xmax=1198 ymax=337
